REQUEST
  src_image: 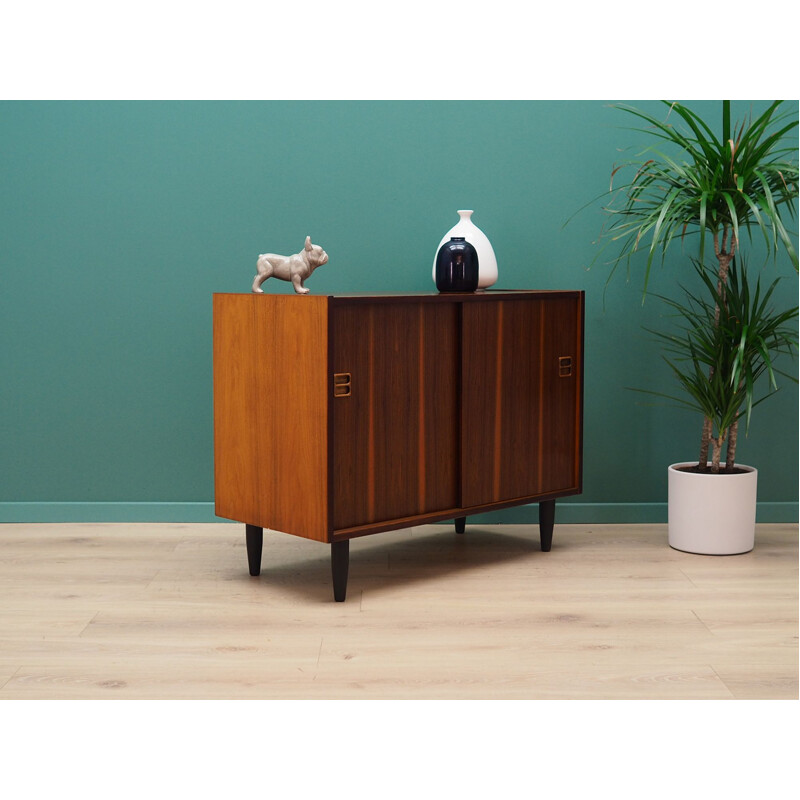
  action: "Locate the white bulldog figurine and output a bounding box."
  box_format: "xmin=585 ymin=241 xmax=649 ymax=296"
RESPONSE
xmin=252 ymin=236 xmax=329 ymax=294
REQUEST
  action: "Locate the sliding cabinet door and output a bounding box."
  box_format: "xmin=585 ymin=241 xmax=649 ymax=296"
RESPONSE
xmin=461 ymin=294 xmax=582 ymax=507
xmin=331 ymin=301 xmax=460 ymax=531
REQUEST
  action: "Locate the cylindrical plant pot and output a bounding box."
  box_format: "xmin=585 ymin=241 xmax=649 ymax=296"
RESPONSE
xmin=668 ymin=462 xmax=758 ymax=555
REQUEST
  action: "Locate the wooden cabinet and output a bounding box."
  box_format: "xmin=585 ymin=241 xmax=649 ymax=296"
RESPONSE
xmin=213 ymin=290 xmax=584 ymax=601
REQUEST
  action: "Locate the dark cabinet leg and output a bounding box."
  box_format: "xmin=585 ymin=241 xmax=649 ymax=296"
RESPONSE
xmin=246 ymin=524 xmax=263 ymax=576
xmin=331 ymin=540 xmax=350 ymax=602
xmin=455 ymin=516 xmax=466 ymax=534
xmin=539 ymin=500 xmax=555 ymax=552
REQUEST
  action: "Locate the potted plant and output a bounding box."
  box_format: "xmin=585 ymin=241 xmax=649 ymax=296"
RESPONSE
xmin=648 ymin=257 xmax=797 ymax=552
xmin=594 ymin=100 xmax=799 ymax=554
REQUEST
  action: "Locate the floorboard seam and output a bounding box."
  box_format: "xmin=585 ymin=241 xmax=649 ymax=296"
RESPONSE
xmin=690 ymin=609 xmax=713 ymax=633
xmin=708 ymin=664 xmax=737 ymax=699
xmin=0 ymin=666 xmax=21 ymax=691
xmin=677 ymin=567 xmax=699 ymax=588
xmin=78 ymin=611 xmax=100 ymax=638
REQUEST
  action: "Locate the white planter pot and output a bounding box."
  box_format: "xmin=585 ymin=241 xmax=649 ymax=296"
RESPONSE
xmin=432 ymin=210 xmax=498 ymax=290
xmin=668 ymin=462 xmax=757 ymax=555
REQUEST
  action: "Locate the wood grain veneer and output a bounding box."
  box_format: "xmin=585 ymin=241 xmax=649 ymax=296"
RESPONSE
xmin=331 ymin=301 xmax=459 ymax=530
xmin=213 ymin=293 xmax=329 ymax=541
xmin=461 ymin=294 xmax=583 ymax=506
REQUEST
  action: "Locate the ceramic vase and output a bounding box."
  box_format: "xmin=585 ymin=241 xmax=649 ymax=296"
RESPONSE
xmin=435 ymin=237 xmax=479 ymax=293
xmin=432 ymin=210 xmax=498 ymax=290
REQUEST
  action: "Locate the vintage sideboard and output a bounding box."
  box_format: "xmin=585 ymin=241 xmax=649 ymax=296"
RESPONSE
xmin=213 ymin=290 xmax=584 ymax=601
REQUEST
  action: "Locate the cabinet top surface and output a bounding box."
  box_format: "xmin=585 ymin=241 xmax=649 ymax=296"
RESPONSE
xmin=214 ymin=289 xmax=583 ymax=302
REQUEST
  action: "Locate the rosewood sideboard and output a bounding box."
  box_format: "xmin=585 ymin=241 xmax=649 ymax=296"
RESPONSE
xmin=213 ymin=290 xmax=584 ymax=601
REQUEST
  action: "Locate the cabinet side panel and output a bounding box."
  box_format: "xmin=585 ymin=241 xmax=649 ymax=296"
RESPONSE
xmin=251 ymin=296 xmax=329 ymax=541
xmin=213 ymin=295 xmax=262 ymax=526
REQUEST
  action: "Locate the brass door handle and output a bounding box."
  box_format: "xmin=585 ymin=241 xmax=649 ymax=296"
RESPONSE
xmin=333 ymin=373 xmax=352 ymax=397
xmin=558 ymin=356 xmax=573 ymax=377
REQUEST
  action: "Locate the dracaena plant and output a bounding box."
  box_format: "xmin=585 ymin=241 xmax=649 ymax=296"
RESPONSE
xmin=640 ymin=258 xmax=798 ymax=472
xmin=594 ymin=100 xmax=798 ymax=472
xmin=600 ymin=100 xmax=798 ymax=285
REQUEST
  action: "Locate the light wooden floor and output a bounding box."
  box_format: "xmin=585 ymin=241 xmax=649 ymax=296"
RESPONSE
xmin=0 ymin=522 xmax=796 ymax=699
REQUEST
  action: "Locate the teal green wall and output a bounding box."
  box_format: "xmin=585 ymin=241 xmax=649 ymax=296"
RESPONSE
xmin=1 ymin=101 xmax=797 ymax=522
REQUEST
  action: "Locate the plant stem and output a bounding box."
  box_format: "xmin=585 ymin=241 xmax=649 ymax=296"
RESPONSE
xmin=699 ymin=416 xmax=712 ymax=469
xmin=699 ymin=226 xmax=739 ymax=470
xmin=711 ymin=435 xmax=722 ymax=473
xmin=713 ymin=227 xmax=737 ymax=324
xmin=727 ymin=417 xmax=740 ymax=471
xmin=710 ymin=429 xmax=728 ymax=474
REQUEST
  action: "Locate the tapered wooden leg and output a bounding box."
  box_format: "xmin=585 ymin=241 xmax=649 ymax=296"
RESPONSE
xmin=331 ymin=540 xmax=349 ymax=602
xmin=455 ymin=516 xmax=466 ymax=534
xmin=246 ymin=524 xmax=263 ymax=576
xmin=539 ymin=500 xmax=555 ymax=552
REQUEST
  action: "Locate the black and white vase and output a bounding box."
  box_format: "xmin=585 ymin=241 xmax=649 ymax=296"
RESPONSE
xmin=435 ymin=237 xmax=479 ymax=293
xmin=432 ymin=210 xmax=498 ymax=290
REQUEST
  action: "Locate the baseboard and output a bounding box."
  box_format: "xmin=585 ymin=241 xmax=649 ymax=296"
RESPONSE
xmin=0 ymin=503 xmax=221 ymax=523
xmin=471 ymin=502 xmax=798 ymax=524
xmin=0 ymin=501 xmax=796 ymax=524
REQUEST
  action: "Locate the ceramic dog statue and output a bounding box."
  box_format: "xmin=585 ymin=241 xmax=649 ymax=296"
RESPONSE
xmin=252 ymin=236 xmax=329 ymax=294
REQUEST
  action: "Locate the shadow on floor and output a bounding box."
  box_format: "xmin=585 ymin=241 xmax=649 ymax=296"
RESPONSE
xmin=238 ymin=524 xmax=552 ymax=603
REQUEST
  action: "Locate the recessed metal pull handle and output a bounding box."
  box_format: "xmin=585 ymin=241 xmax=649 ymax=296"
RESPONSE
xmin=558 ymin=356 xmax=573 ymax=377
xmin=333 ymin=373 xmax=352 ymax=397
